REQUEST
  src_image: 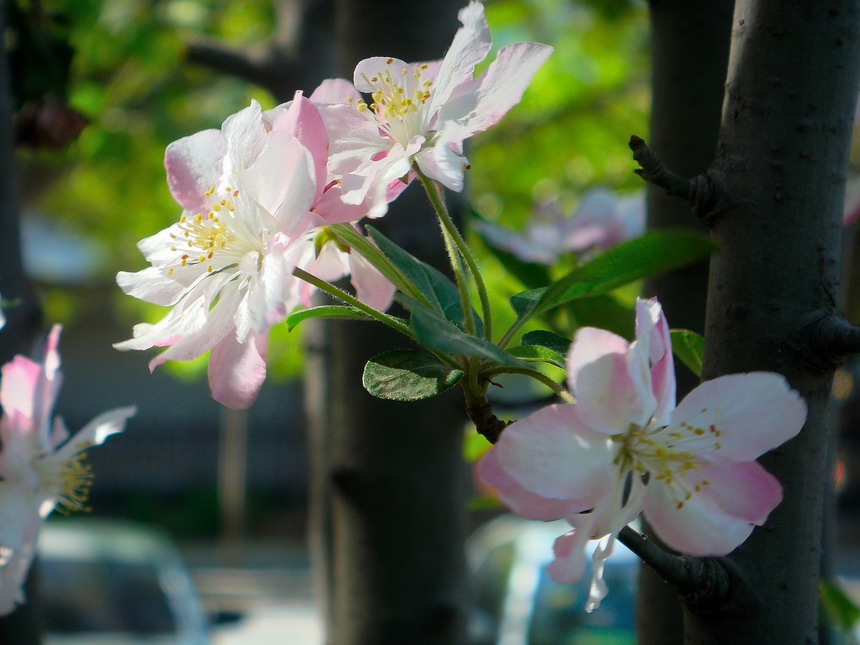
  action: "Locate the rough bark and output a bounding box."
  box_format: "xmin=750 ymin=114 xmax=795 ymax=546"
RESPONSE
xmin=682 ymin=2 xmax=860 ymax=643
xmin=637 ymin=2 xmax=734 ymax=643
xmin=304 ymin=3 xmax=470 ymax=644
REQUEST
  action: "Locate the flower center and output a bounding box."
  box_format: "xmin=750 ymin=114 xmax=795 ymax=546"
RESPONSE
xmin=612 ymin=415 xmax=721 ymax=509
xmin=167 ymin=186 xmax=261 ymax=276
xmin=34 ymin=451 xmax=95 ymax=515
xmin=353 ymin=59 xmax=434 ymax=147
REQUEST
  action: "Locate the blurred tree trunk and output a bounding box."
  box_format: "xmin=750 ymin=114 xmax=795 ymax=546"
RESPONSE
xmin=0 ymin=4 xmax=43 ymax=645
xmin=304 ymin=3 xmax=470 ymax=645
xmin=637 ymin=2 xmax=733 ymax=643
xmin=679 ymin=1 xmax=860 ymax=642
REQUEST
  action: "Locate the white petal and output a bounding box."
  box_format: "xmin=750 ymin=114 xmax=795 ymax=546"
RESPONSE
xmin=164 ymin=129 xmax=226 ymax=215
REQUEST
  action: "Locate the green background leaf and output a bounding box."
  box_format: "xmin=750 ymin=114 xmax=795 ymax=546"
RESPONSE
xmin=669 ymin=329 xmax=705 ymax=377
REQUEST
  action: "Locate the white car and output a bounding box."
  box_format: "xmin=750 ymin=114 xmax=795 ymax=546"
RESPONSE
xmin=38 ymin=519 xmax=210 ymax=645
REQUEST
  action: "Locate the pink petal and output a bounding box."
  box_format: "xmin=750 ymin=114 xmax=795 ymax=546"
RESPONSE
xmin=209 ymin=331 xmax=268 ymax=409
xmin=634 ymin=298 xmax=675 ymax=426
xmin=695 ymin=461 xmax=783 ymax=524
xmin=566 ymin=330 xmax=651 ymax=434
xmin=641 ymin=461 xmax=780 ymax=556
xmin=494 ymin=404 xmax=613 ymax=501
xmin=164 ymin=129 xmax=226 ymax=214
xmin=349 ymin=251 xmax=395 ymax=312
xmin=221 ymin=100 xmax=267 ymax=173
xmin=239 ymin=131 xmax=317 ymax=235
xmin=436 ymin=41 xmax=552 ymax=138
xmin=272 ymin=93 xmax=329 ymax=199
xmin=310 ymin=78 xmax=361 ymax=104
xmin=427 ymin=1 xmax=491 ymax=112
xmin=477 ymin=450 xmax=591 ymax=521
xmin=546 ymin=527 xmax=590 ymax=583
xmin=669 ymin=372 xmax=807 ymax=461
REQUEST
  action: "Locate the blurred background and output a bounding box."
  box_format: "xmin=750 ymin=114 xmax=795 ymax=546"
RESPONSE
xmin=3 ymin=0 xmax=860 ymax=643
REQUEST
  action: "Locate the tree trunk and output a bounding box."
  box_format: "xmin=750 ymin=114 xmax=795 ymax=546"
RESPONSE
xmin=684 ymin=2 xmax=860 ymax=642
xmin=304 ymin=3 xmax=470 ymax=644
xmin=638 ymin=2 xmax=734 ymax=643
xmin=0 ymin=4 xmax=43 ymax=644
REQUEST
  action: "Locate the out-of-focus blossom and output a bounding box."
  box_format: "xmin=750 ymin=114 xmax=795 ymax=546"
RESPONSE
xmin=115 ymin=97 xmax=393 ymax=408
xmin=0 ymin=294 xmax=5 ymax=331
xmin=0 ymin=325 xmax=135 ymax=614
xmin=313 ymin=1 xmax=552 ymax=216
xmin=479 ymin=298 xmax=806 ymax=610
xmin=475 ymin=188 xmax=645 ymax=264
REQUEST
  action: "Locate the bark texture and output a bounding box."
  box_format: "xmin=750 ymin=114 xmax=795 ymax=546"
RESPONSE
xmin=637 ymin=2 xmax=734 ymax=643
xmin=683 ymin=2 xmax=860 ymax=643
xmin=304 ymin=2 xmax=470 ymax=644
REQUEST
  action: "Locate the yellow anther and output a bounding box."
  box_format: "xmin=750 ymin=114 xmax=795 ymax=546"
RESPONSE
xmin=167 ymin=267 xmax=174 ymax=275
xmin=386 ymin=58 xmax=394 ymax=64
xmin=212 ymin=204 xmax=221 ymax=212
xmin=207 ymin=265 xmax=213 ymax=272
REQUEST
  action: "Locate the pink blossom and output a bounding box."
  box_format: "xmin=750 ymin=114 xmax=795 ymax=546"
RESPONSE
xmin=475 ymin=188 xmax=645 ymax=264
xmin=115 ymin=97 xmax=394 ymax=408
xmin=313 ymin=1 xmax=552 ymax=216
xmin=478 ymin=298 xmax=806 ymax=610
xmin=0 ymin=325 xmax=135 ymax=614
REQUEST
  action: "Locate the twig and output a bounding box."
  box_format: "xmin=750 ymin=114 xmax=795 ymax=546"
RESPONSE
xmin=629 ymin=135 xmax=719 ymax=222
xmin=465 ymin=396 xmax=509 ymax=444
xmin=617 ymin=526 xmax=738 ymax=608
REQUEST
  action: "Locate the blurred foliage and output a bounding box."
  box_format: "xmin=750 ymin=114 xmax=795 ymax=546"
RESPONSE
xmin=13 ymin=0 xmax=650 ymax=382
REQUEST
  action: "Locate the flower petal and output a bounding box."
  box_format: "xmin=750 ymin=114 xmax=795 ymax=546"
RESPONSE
xmin=478 ymin=450 xmax=591 ymax=521
xmin=642 ymin=462 xmax=775 ymax=556
xmin=349 ymin=251 xmax=395 ymax=312
xmin=494 ymin=404 xmax=613 ymax=501
xmin=669 ymin=372 xmax=807 ymax=461
xmin=208 ymin=331 xmax=268 ymax=409
xmin=310 ymin=78 xmax=361 ymax=104
xmin=272 ymin=93 xmax=329 ymax=199
xmin=164 ymin=129 xmax=226 ymax=214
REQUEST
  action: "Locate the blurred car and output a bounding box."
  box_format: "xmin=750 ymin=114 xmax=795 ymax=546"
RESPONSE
xmin=468 ymin=515 xmax=638 ymax=645
xmin=38 ymin=518 xmax=210 ymax=645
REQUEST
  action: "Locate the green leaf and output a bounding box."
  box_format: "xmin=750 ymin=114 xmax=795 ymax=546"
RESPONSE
xmin=670 ymin=329 xmax=705 ymax=377
xmin=510 ymin=230 xmax=718 ymax=325
xmin=367 ymin=226 xmax=474 ymax=330
xmin=286 ymin=305 xmax=375 ymax=331
xmin=507 ymin=344 xmax=566 ymax=368
xmin=407 ymin=301 xmax=526 ymax=368
xmin=820 ymin=578 xmax=860 ymax=633
xmin=521 ymin=330 xmax=572 ymax=356
xmin=362 ymin=349 xmax=464 ymax=401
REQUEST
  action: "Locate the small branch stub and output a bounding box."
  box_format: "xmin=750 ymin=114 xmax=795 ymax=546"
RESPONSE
xmin=796 ymin=313 xmax=860 ymax=371
xmin=629 ymin=135 xmax=718 ymax=223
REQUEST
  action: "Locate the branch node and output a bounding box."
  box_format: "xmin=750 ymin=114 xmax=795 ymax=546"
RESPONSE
xmin=794 ymin=312 xmax=860 ymax=371
xmin=629 ymin=135 xmax=719 ymax=225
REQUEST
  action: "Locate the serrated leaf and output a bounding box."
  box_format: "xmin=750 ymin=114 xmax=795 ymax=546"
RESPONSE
xmin=521 ymin=330 xmax=572 ymax=356
xmin=409 ymin=304 xmax=526 ymax=368
xmin=510 ymin=230 xmax=718 ymax=325
xmin=362 ymin=349 xmax=464 ymax=401
xmin=670 ymin=329 xmax=705 ymax=377
xmin=286 ymin=305 xmax=376 ymax=331
xmin=507 ymin=344 xmax=566 ymax=368
xmin=820 ymin=578 xmax=860 ymax=633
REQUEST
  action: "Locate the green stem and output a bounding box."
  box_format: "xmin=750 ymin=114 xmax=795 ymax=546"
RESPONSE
xmin=498 ymin=318 xmax=527 ymax=350
xmin=292 ymin=267 xmax=413 ymax=338
xmin=482 ymin=365 xmax=573 ymax=402
xmin=329 ymin=223 xmax=433 ymax=309
xmin=416 ymin=169 xmax=494 ymax=342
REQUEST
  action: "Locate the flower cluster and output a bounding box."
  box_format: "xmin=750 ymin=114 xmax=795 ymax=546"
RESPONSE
xmin=479 ymin=299 xmax=807 ymax=610
xmin=0 ymin=326 xmax=135 ymax=614
xmin=115 ymin=1 xmax=551 ymax=408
